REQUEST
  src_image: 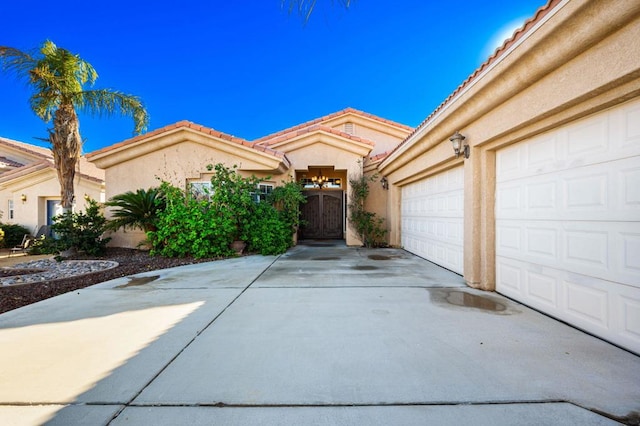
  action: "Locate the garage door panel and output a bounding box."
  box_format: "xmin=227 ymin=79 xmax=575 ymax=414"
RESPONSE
xmin=620 ymin=293 xmax=640 ymax=342
xmin=497 ymin=157 xmax=640 ymax=222
xmin=526 ymin=269 xmax=558 ymax=308
xmin=401 ymin=166 xmax=464 ymax=274
xmin=497 ymin=220 xmax=640 ymax=288
xmin=497 ymin=257 xmax=640 ymax=347
xmin=498 ymin=103 xmax=640 ymax=184
xmin=496 ymin=98 xmax=640 ymax=354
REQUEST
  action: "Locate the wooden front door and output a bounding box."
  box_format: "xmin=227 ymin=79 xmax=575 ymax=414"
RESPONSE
xmin=300 ymin=191 xmax=343 ymax=239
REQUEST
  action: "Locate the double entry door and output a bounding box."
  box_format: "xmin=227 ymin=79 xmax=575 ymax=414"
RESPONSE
xmin=300 ymin=191 xmax=343 ymax=239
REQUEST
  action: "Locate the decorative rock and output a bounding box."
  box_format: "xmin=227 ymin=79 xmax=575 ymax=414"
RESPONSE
xmin=0 ymin=260 xmax=119 ymax=286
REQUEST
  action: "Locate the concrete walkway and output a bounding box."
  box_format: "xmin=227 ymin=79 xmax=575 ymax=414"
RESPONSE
xmin=0 ymin=242 xmax=638 ymax=425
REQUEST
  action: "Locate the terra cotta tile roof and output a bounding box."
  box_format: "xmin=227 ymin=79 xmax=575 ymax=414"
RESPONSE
xmin=387 ymin=0 xmax=561 ymax=156
xmin=0 ymin=137 xmax=105 ymax=182
xmin=0 ymin=137 xmax=51 ymax=160
xmin=0 ymin=156 xmax=24 ymax=168
xmin=368 ymin=152 xmax=390 ymax=163
xmin=253 ymin=107 xmax=412 ymax=144
xmin=257 ymin=124 xmax=377 ymax=148
xmin=86 ymin=120 xmax=289 ymax=163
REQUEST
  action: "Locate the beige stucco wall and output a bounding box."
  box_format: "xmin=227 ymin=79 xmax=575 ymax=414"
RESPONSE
xmin=379 ymin=0 xmax=640 ymax=290
xmin=325 ymin=118 xmax=409 ymax=157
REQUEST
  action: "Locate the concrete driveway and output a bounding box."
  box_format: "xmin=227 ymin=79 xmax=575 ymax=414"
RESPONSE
xmin=1 ymin=242 xmax=639 ymax=425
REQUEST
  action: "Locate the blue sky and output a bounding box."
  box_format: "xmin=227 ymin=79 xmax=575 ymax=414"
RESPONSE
xmin=1 ymin=0 xmax=543 ymax=154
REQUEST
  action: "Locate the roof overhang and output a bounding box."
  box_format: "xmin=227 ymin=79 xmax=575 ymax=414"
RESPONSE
xmin=88 ymin=126 xmax=290 ymax=174
xmin=261 ymin=127 xmax=375 ymax=158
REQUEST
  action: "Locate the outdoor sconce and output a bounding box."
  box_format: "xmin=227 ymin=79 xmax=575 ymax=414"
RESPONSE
xmin=381 ymin=176 xmax=389 ymax=190
xmin=20 ymin=194 xmax=27 ymax=203
xmin=450 ymin=131 xmax=469 ymax=159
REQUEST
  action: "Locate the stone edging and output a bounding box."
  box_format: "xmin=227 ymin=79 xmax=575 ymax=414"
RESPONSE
xmin=0 ymin=260 xmax=119 ymax=286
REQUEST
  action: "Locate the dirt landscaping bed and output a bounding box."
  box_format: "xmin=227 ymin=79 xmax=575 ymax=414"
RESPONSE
xmin=0 ymin=248 xmax=218 ymax=314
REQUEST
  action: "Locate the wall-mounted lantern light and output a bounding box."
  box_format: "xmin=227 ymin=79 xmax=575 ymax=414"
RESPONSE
xmin=381 ymin=176 xmax=389 ymax=190
xmin=20 ymin=194 xmax=27 ymax=203
xmin=449 ymin=131 xmax=469 ymax=159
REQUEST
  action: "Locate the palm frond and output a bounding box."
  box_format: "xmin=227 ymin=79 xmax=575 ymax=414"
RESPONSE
xmin=105 ymin=187 xmax=165 ymax=232
xmin=282 ymin=0 xmax=351 ymax=22
xmin=0 ymin=46 xmax=38 ymax=83
xmin=75 ymin=89 xmax=149 ymax=134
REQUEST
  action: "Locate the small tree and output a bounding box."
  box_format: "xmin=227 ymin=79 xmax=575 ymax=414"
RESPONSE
xmin=105 ymin=187 xmax=166 ymax=233
xmin=0 ymin=40 xmax=148 ymax=212
xmin=348 ymin=174 xmax=388 ymax=248
xmin=208 ymin=164 xmax=262 ymax=242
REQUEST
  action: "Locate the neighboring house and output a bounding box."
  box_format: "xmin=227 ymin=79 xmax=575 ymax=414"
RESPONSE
xmin=0 ymin=137 xmax=105 ymax=234
xmin=89 ymin=0 xmax=640 ymax=354
xmin=86 ymin=108 xmax=412 ymax=248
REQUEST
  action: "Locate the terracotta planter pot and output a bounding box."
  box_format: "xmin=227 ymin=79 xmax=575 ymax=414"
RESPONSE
xmin=230 ymin=240 xmax=246 ymax=255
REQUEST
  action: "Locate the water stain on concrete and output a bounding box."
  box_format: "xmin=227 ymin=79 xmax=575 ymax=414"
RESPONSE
xmin=429 ymin=289 xmax=514 ymax=314
xmin=352 ymin=265 xmax=378 ymax=271
xmin=368 ymin=254 xmax=391 ymax=261
xmin=312 ymin=257 xmax=340 ymax=261
xmin=116 ymin=275 xmax=160 ymax=288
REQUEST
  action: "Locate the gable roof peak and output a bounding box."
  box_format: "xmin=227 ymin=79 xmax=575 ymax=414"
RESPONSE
xmin=254 ymin=107 xmax=412 ymax=144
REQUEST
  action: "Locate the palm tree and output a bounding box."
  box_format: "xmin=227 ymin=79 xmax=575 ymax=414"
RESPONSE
xmin=0 ymin=40 xmax=148 ymax=212
xmin=105 ymin=187 xmax=166 ymax=233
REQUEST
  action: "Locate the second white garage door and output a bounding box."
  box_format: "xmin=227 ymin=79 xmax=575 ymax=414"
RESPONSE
xmin=495 ymin=98 xmax=640 ymax=354
xmin=401 ymin=166 xmax=464 ymax=274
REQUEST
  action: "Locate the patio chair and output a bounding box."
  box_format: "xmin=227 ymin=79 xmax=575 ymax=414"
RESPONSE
xmin=9 ymin=234 xmax=33 ymax=257
xmin=34 ymin=225 xmax=51 ymax=238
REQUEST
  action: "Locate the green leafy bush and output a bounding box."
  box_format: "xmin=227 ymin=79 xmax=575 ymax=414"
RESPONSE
xmin=49 ymin=199 xmax=111 ymax=255
xmin=268 ymin=179 xmax=306 ymax=231
xmin=147 ymin=181 xmax=236 ymax=258
xmin=148 ymin=164 xmax=304 ymax=258
xmin=246 ymin=202 xmax=291 ymax=255
xmin=105 ymin=187 xmax=166 ymax=233
xmin=348 ymin=174 xmax=388 ymax=248
xmin=0 ymin=223 xmax=31 ymax=248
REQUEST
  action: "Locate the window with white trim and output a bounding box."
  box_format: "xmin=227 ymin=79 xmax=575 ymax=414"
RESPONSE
xmin=253 ymin=183 xmax=274 ymax=203
xmin=190 ymin=182 xmax=213 ymax=200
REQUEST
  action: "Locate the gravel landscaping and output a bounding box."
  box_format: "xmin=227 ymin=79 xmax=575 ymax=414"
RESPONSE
xmin=0 ymin=248 xmax=221 ymax=314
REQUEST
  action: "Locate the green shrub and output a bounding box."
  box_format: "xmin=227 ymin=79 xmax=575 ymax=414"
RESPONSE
xmin=105 ymin=187 xmax=166 ymax=232
xmin=27 ymin=236 xmax=59 ymax=255
xmin=49 ymin=199 xmax=111 ymax=255
xmin=148 ymin=164 xmax=301 ymax=258
xmin=268 ymin=179 xmax=306 ymax=231
xmin=246 ymin=202 xmax=291 ymax=255
xmin=348 ymin=174 xmax=388 ymax=248
xmin=0 ymin=223 xmax=31 ymax=248
xmin=147 ymin=181 xmax=236 ymax=258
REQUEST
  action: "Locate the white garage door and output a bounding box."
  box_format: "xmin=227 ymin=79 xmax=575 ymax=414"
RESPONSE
xmin=496 ymin=98 xmax=640 ymax=354
xmin=401 ymin=166 xmax=464 ymax=274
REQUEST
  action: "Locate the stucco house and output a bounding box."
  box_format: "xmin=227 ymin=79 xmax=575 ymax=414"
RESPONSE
xmin=87 ymin=108 xmax=412 ymax=248
xmin=0 ymin=137 xmax=104 ymax=234
xmin=88 ymin=0 xmax=639 ymax=354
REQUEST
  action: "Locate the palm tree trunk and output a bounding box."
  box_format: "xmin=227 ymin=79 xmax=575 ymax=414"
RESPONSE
xmin=50 ymin=103 xmax=82 ymax=212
